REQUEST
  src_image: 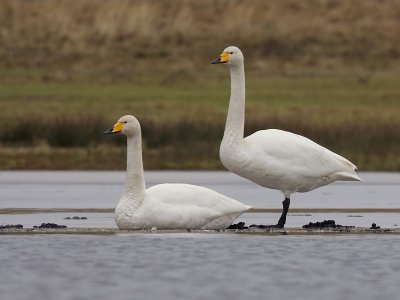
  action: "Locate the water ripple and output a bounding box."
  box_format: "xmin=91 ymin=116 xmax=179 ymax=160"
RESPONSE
xmin=1 ymin=234 xmax=399 ymax=300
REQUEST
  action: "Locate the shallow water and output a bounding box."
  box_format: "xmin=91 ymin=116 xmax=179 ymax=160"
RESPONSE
xmin=1 ymin=171 xmax=399 ymax=300
xmin=1 ymin=171 xmax=399 ymax=228
xmin=1 ymin=234 xmax=400 ymax=300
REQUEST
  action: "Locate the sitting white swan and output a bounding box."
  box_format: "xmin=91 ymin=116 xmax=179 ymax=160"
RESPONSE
xmin=212 ymin=46 xmax=361 ymax=228
xmin=104 ymin=115 xmax=250 ymax=230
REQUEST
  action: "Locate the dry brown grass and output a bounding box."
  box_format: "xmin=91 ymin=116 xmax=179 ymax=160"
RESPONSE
xmin=1 ymin=0 xmax=399 ymax=73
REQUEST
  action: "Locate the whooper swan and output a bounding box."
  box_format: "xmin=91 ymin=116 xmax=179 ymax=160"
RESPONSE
xmin=212 ymin=46 xmax=361 ymax=228
xmin=104 ymin=115 xmax=250 ymax=230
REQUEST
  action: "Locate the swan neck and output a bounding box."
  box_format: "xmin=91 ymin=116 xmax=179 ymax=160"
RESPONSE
xmin=224 ymin=63 xmax=245 ymax=142
xmin=121 ymin=133 xmax=146 ymax=211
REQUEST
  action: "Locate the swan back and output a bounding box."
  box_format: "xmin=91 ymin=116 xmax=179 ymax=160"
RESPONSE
xmin=240 ymin=129 xmax=361 ymax=193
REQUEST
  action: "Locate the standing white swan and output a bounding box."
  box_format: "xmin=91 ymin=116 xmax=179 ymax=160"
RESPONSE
xmin=212 ymin=46 xmax=361 ymax=228
xmin=104 ymin=115 xmax=250 ymax=230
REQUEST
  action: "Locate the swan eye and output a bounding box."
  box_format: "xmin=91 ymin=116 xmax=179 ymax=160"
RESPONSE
xmin=230 ymin=52 xmax=233 ymax=54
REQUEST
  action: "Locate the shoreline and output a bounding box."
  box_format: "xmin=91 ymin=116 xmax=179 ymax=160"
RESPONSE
xmin=1 ymin=227 xmax=400 ymax=236
xmin=2 ymin=207 xmax=400 ymax=214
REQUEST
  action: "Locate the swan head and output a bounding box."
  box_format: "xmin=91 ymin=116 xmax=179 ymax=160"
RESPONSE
xmin=104 ymin=115 xmax=141 ymax=137
xmin=211 ymin=46 xmax=244 ymax=66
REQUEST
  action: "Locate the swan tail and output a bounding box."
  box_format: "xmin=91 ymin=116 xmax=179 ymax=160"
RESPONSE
xmin=244 ymin=205 xmax=252 ymax=211
xmin=334 ymin=171 xmax=362 ymax=182
xmin=326 ymin=149 xmax=361 ymax=182
xmin=233 ymin=203 xmax=251 ymax=213
xmin=327 ymin=149 xmax=358 ymax=170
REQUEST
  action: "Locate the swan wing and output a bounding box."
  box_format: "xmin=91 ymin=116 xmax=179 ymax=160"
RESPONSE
xmin=141 ymin=184 xmax=250 ymax=229
xmin=244 ymin=129 xmax=358 ymax=179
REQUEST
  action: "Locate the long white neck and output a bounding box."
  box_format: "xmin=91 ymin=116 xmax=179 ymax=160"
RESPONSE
xmin=118 ymin=132 xmax=146 ymax=213
xmin=223 ymin=62 xmax=245 ymax=144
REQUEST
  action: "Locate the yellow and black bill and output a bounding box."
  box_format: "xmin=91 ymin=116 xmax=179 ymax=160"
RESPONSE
xmin=103 ymin=122 xmax=123 ymax=135
xmin=211 ymin=52 xmax=230 ymax=64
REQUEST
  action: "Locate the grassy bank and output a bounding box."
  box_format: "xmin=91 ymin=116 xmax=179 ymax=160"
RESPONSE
xmin=0 ymin=0 xmax=399 ymax=170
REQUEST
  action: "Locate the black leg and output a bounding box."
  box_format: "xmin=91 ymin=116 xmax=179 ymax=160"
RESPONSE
xmin=253 ymin=197 xmax=291 ymax=229
xmin=277 ymin=197 xmax=290 ymax=228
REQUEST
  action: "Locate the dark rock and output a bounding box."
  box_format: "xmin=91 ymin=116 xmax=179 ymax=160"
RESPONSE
xmin=65 ymin=216 xmax=87 ymax=220
xmin=302 ymin=220 xmax=354 ymax=229
xmin=370 ymin=223 xmax=380 ymax=229
xmin=0 ymin=224 xmax=23 ymax=230
xmin=35 ymin=223 xmax=67 ymax=229
xmin=249 ymin=224 xmax=270 ymax=229
xmin=227 ymin=222 xmax=248 ymax=230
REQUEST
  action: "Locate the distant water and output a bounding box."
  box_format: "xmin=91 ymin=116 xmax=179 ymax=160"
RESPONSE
xmin=1 ymin=234 xmax=400 ymax=300
xmin=0 ymin=171 xmax=399 ymax=209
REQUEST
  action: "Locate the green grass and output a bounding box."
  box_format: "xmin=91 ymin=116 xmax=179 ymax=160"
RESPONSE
xmin=0 ymin=70 xmax=399 ymax=170
xmin=1 ymin=71 xmax=399 ymax=121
